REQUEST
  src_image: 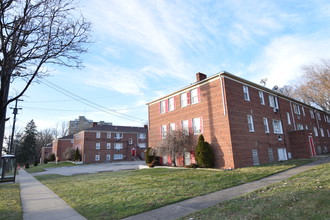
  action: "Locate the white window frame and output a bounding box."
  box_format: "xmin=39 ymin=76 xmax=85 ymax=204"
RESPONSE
xmin=181 ymin=93 xmax=188 ymax=107
xmin=192 ymin=117 xmax=201 ymax=135
xmin=247 ymin=115 xmax=254 ymax=132
xmin=106 ymin=154 xmax=111 ymax=161
xmin=293 ymin=104 xmax=301 ymax=115
xmin=286 ymin=112 xmax=291 ymax=125
xmin=169 ymin=123 xmax=176 ymax=132
xmin=95 ymin=154 xmax=100 ymax=161
xmin=161 ymin=125 xmax=167 ymax=139
xmin=128 ymin=138 xmax=133 ymax=145
xmin=106 ymin=143 xmax=111 ymax=149
xmin=138 ymin=143 xmax=146 ymax=149
xmin=107 ymin=132 xmax=111 ymax=138
xmin=269 ymin=95 xmax=278 ymax=108
xmin=301 ymin=107 xmax=305 ymax=116
xmin=313 ymin=127 xmax=318 ymax=137
xmin=259 ymin=91 xmax=265 ymax=105
xmin=96 ymin=143 xmax=100 ymax=149
xmin=243 ymin=85 xmax=250 ymax=101
xmin=114 ymin=154 xmax=123 ymax=160
xmin=138 ymin=133 xmax=146 ymax=139
xmin=168 ymin=97 xmax=175 ymax=111
xmin=263 ymin=117 xmax=269 ymax=133
xmin=320 ymin=128 xmax=324 ymax=137
xmin=96 ymin=132 xmax=101 ymax=138
xmin=191 ymin=88 xmax=199 ymax=104
xmin=310 ymin=109 xmax=315 ymax=119
xmin=316 ymin=112 xmax=321 ymax=120
xmin=272 ymin=120 xmax=283 ymax=134
xmin=297 ymin=124 xmax=304 ymax=130
xmin=327 ymin=129 xmax=330 ymax=137
xmin=114 ymin=133 xmax=123 ymax=139
xmin=181 ymin=120 xmax=189 ymax=134
xmin=160 ymin=100 xmax=166 ymax=114
xmin=114 ymin=143 xmax=123 ymax=150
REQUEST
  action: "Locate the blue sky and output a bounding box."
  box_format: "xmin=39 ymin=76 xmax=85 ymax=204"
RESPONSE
xmin=6 ymin=0 xmax=330 ymax=135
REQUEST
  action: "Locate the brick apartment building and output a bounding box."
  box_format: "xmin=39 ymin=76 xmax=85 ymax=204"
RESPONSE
xmin=73 ymin=125 xmax=148 ymax=163
xmin=147 ymin=71 xmax=330 ymax=169
xmin=52 ymin=134 xmax=74 ymax=161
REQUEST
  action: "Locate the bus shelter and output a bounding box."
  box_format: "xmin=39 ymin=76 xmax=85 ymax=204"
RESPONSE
xmin=0 ymin=155 xmax=17 ymax=183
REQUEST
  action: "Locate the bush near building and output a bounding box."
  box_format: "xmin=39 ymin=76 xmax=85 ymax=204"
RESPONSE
xmin=195 ymin=134 xmax=214 ymax=168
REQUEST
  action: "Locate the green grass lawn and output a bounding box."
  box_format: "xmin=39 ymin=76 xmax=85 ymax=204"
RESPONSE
xmin=35 ymin=159 xmax=313 ymax=219
xmin=25 ymin=161 xmax=77 ymax=173
xmin=0 ymin=183 xmax=22 ymax=220
xmin=182 ymin=162 xmax=330 ymax=220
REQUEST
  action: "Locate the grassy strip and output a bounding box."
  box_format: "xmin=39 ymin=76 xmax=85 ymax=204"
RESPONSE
xmin=36 ymin=159 xmax=312 ymax=219
xmin=25 ymin=161 xmax=77 ymax=173
xmin=0 ymin=183 xmax=22 ymax=220
xmin=182 ymin=162 xmax=330 ymax=220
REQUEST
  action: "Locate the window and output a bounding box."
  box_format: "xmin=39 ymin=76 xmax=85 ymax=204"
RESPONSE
xmin=191 ymin=88 xmax=199 ymax=104
xmin=160 ymin=100 xmax=166 ymax=114
xmin=320 ymin=128 xmax=324 ymax=137
xmin=161 ymin=125 xmax=167 ymax=139
xmin=310 ymin=110 xmax=315 ymax=119
xmin=114 ymin=133 xmax=123 ymax=139
xmin=243 ymin=85 xmax=250 ymax=101
xmin=128 ymin=138 xmax=133 ymax=144
xmin=327 ymin=129 xmax=330 ymax=137
xmin=139 ymin=143 xmax=146 ymax=148
xmin=107 ymin=132 xmax=111 ymax=138
xmin=96 ymin=143 xmax=100 ymax=149
xmin=313 ymin=127 xmax=318 ymax=136
xmin=259 ymin=91 xmax=265 ymax=105
xmin=181 ymin=93 xmax=188 ymax=107
xmin=286 ymin=112 xmax=291 ymax=125
xmin=192 ymin=117 xmax=201 ymax=135
xmin=269 ymin=95 xmax=278 ymax=108
xmin=114 ymin=143 xmax=123 ymax=150
xmin=247 ymin=115 xmax=254 ymax=132
xmin=114 ymin=154 xmax=123 ymax=160
xmin=293 ymin=104 xmax=300 ymax=115
xmin=168 ymin=97 xmax=175 ymax=111
xmin=95 ymin=154 xmax=100 ymax=161
xmin=316 ymin=112 xmax=321 ymax=120
xmin=297 ymin=124 xmax=304 ymax=130
xmin=181 ymin=120 xmax=189 ymax=134
xmin=272 ymin=120 xmax=283 ymax=134
xmin=305 ymin=125 xmax=308 ymax=130
xmin=263 ymin=117 xmax=269 ymax=133
xmin=106 ymin=143 xmax=111 ymax=149
xmin=138 ymin=133 xmax=146 ymax=139
xmin=301 ymin=107 xmax=305 ymax=116
xmin=106 ymin=154 xmax=111 ymax=160
xmin=96 ymin=132 xmax=101 ymax=138
xmin=169 ymin=123 xmax=176 ymax=132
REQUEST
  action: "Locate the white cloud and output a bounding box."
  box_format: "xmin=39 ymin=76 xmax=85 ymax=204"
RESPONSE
xmin=248 ymin=34 xmax=330 ymax=87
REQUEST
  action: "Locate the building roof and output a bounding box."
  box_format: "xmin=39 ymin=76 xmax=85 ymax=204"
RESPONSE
xmin=82 ymin=125 xmax=147 ymax=133
xmin=58 ymin=134 xmax=74 ymax=140
xmin=147 ymin=71 xmax=329 ymax=114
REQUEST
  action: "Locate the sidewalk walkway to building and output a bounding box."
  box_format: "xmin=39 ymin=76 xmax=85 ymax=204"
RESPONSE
xmin=17 ymin=169 xmax=86 ymax=220
xmin=17 ymin=156 xmax=329 ymax=220
xmin=124 ymin=156 xmax=330 ymax=220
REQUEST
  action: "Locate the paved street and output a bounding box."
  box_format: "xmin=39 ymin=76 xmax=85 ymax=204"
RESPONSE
xmin=32 ymin=161 xmax=146 ymax=176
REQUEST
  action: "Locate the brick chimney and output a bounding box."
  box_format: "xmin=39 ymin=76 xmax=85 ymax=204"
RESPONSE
xmin=196 ymin=72 xmax=207 ymax=82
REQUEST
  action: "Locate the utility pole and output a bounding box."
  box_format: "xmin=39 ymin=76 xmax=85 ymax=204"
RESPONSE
xmin=9 ymin=99 xmax=23 ymax=154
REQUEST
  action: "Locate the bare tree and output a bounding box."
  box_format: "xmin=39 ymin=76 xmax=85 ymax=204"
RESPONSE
xmin=152 ymin=129 xmax=196 ymax=167
xmin=36 ymin=128 xmax=56 ymax=163
xmin=0 ymin=0 xmax=91 ymax=155
xmin=294 ymin=59 xmax=330 ymax=112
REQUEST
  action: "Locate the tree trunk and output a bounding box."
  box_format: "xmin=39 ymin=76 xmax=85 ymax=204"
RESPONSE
xmin=0 ymin=74 xmax=11 ymax=156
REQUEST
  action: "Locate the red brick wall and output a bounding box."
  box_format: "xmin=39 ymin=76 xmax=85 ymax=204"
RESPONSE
xmin=148 ymin=78 xmax=235 ymax=169
xmin=52 ymin=139 xmax=73 ymax=161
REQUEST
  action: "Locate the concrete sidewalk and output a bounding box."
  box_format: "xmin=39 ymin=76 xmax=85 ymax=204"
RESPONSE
xmin=17 ymin=169 xmax=86 ymax=220
xmin=124 ymin=156 xmax=330 ymax=220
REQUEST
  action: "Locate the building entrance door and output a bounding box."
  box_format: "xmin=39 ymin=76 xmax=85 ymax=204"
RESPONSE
xmin=252 ymin=149 xmax=259 ymax=166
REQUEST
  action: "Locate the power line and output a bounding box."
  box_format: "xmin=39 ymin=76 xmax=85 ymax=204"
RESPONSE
xmin=40 ymin=79 xmax=147 ymax=124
